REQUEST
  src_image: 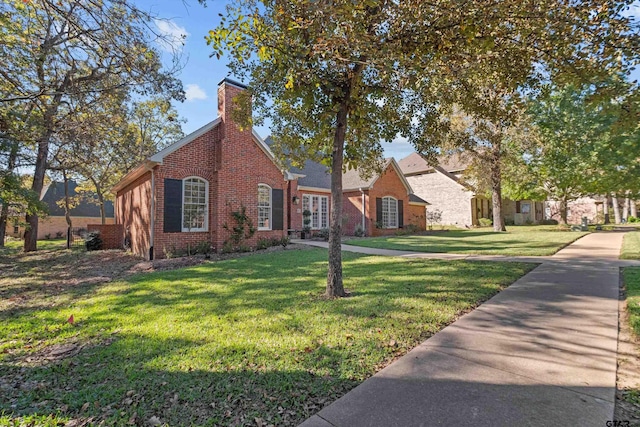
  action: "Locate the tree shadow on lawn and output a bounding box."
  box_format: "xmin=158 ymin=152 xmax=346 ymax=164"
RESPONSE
xmin=93 ymin=253 xmax=535 ymax=323
xmin=0 ymin=333 xmax=359 ymax=426
xmin=0 ymin=251 xmax=538 ymax=426
xmin=358 ymin=238 xmax=575 ymax=255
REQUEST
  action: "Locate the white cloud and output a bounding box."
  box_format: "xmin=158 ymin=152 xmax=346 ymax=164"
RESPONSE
xmin=154 ymin=19 xmax=189 ymax=52
xmin=185 ymin=84 xmax=207 ymax=102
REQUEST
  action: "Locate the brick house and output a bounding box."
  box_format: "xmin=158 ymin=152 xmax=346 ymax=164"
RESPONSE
xmin=283 ymin=156 xmax=428 ymax=237
xmin=5 ymin=180 xmax=115 ymax=239
xmin=114 ymin=78 xmax=428 ymax=259
xmin=399 ymin=152 xmax=543 ymax=227
xmin=113 ymin=79 xmax=289 ymax=259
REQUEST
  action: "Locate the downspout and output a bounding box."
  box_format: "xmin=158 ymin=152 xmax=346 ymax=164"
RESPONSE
xmin=149 ymin=166 xmax=156 ymax=260
xmin=360 ymin=188 xmax=366 ymax=234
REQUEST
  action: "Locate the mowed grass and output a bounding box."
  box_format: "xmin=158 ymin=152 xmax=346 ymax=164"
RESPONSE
xmin=624 ymin=267 xmax=640 ymax=338
xmin=1 ymin=238 xmax=68 ymax=253
xmin=0 ymin=248 xmax=534 ymax=426
xmin=621 ymin=231 xmax=640 ymax=260
xmin=347 ymin=226 xmax=588 ymax=256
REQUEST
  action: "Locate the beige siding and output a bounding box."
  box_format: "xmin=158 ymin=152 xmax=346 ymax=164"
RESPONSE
xmin=407 ymin=172 xmax=475 ymax=227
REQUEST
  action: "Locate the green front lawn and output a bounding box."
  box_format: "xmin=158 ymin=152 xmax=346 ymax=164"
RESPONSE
xmin=621 ymin=232 xmax=640 ymax=260
xmin=347 ymin=226 xmax=588 ymax=256
xmin=0 ymin=249 xmax=534 ymax=426
xmin=1 ymin=238 xmax=68 ymax=253
xmin=624 ymin=267 xmax=640 ymax=337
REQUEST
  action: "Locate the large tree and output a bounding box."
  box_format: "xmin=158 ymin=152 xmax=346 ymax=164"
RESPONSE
xmin=206 ymin=0 xmax=639 ymax=297
xmin=528 ymin=81 xmax=640 ymax=224
xmin=0 ymin=0 xmax=183 ymax=252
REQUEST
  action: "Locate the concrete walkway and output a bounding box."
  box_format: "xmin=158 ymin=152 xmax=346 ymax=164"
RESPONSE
xmin=299 ymin=232 xmax=637 ymax=427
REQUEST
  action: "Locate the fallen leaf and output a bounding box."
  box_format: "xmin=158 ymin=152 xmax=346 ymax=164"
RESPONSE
xmin=148 ymin=415 xmax=162 ymax=426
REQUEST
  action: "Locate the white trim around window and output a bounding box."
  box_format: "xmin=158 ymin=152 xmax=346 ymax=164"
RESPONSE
xmin=182 ymin=177 xmax=209 ymax=232
xmin=382 ymin=196 xmax=398 ymax=228
xmin=258 ymin=184 xmax=272 ymax=230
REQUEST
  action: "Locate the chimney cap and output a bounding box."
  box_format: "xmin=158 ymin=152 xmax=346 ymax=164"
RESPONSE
xmin=218 ymin=77 xmax=248 ymax=90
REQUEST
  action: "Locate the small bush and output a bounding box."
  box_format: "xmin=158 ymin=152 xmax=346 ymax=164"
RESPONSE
xmin=85 ymin=231 xmax=102 ymax=251
xmin=628 ymin=216 xmax=638 ymax=223
xmin=504 ymin=218 xmax=515 ymax=226
xmin=353 ymin=223 xmax=365 ymax=237
xmin=541 ymin=219 xmax=559 ymax=225
xmin=44 ymin=233 xmax=51 ymax=240
xmin=194 ymin=241 xmax=212 ymax=255
xmin=478 ymin=218 xmax=493 ymax=227
xmin=257 ymin=238 xmax=271 ymax=250
xmin=280 ymin=236 xmax=290 ymax=248
xmin=314 ymin=228 xmax=330 ymax=241
xmin=404 ymin=224 xmax=421 ymax=234
xmin=55 ymin=231 xmax=64 ymax=239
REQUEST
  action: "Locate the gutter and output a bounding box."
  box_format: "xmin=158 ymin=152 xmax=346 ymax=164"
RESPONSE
xmin=360 ymin=188 xmax=366 ymax=234
xmin=148 ymin=165 xmax=156 ymax=260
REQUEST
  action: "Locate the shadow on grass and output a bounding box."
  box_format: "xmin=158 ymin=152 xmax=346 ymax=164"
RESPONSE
xmin=0 ymin=249 xmax=537 ymax=426
xmin=0 ymin=334 xmax=358 ymax=426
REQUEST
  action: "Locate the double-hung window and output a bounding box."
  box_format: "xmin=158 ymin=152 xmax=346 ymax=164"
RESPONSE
xmin=182 ymin=178 xmax=208 ymax=232
xmin=382 ymin=196 xmax=398 ymax=228
xmin=258 ymin=184 xmax=272 ymax=230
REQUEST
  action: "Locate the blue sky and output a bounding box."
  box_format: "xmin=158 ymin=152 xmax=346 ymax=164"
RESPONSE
xmin=139 ymin=0 xmax=640 ymax=162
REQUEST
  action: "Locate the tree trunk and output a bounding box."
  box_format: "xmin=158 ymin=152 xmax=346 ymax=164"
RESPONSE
xmin=0 ymin=203 xmax=8 ymax=247
xmin=631 ymin=199 xmax=637 ymax=218
xmin=0 ymin=140 xmax=19 ymax=247
xmin=488 ymin=143 xmax=505 ymax=232
xmin=623 ymin=192 xmax=630 ymax=221
xmin=604 ymin=195 xmax=611 ymax=224
xmin=24 ymin=137 xmax=51 ymax=252
xmin=326 ymin=102 xmax=349 ymax=298
xmin=612 ymin=194 xmax=622 ymax=224
xmin=558 ymin=197 xmax=568 ymax=225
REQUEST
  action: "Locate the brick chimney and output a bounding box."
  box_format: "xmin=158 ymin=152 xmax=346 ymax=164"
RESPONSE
xmin=217 ymin=78 xmax=250 ymax=139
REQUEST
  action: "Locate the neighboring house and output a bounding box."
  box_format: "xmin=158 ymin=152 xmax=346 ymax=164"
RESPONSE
xmin=282 ymin=156 xmax=428 ymax=237
xmin=5 ymin=180 xmax=114 ymax=239
xmin=545 ymin=196 xmax=605 ymax=224
xmin=113 ymin=78 xmax=428 ymax=259
xmin=398 ymin=152 xmax=543 ymax=227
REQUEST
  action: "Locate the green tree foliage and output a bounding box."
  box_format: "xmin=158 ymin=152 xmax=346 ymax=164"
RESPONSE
xmin=205 ymin=0 xmax=638 ymax=296
xmin=0 ymin=0 xmax=184 ymax=251
xmin=528 ymin=80 xmax=640 ymax=224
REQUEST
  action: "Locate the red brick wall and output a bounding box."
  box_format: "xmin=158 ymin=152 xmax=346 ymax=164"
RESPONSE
xmin=116 ymin=172 xmax=151 ymax=258
xmin=152 ymin=126 xmax=217 ymax=257
xmin=368 ymin=164 xmax=412 ymax=237
xmin=210 ymin=82 xmax=287 ymax=252
xmin=146 ymin=81 xmax=287 ymax=258
xmin=88 ymin=224 xmax=124 ymax=249
xmin=407 ymin=204 xmax=427 ymax=231
xmin=343 ymin=190 xmax=367 ymax=236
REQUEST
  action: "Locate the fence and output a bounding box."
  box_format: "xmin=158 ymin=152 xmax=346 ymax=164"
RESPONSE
xmin=66 ymin=224 xmax=124 ymax=250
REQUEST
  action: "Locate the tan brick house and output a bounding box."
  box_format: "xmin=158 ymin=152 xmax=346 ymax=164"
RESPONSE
xmin=6 ymin=180 xmax=115 ymax=239
xmin=399 ymin=152 xmax=543 ymax=227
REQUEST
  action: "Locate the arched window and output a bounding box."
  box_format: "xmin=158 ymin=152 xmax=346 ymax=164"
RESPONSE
xmin=382 ymin=196 xmax=398 ymax=228
xmin=258 ymin=184 xmax=272 ymax=230
xmin=182 ymin=177 xmax=208 ymax=232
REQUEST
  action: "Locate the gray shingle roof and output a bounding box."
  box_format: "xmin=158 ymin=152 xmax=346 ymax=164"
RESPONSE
xmin=41 ymin=181 xmax=114 ymax=218
xmin=409 ymin=194 xmax=429 ymax=204
xmin=398 ymin=152 xmax=470 ymax=175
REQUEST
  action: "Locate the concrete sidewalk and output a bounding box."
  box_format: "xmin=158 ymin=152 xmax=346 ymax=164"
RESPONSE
xmin=299 ymin=232 xmax=632 ymax=427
